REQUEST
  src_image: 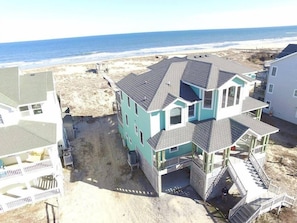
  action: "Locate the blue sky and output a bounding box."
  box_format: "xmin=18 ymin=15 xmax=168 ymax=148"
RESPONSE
xmin=0 ymin=0 xmax=297 ymax=43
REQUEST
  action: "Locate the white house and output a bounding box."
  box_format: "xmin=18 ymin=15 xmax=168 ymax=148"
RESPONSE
xmin=0 ymin=67 xmax=64 ymax=213
xmin=264 ymin=44 xmax=297 ymax=125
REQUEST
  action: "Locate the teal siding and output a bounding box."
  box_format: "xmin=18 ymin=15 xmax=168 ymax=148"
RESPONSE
xmin=233 ymin=77 xmax=245 ymax=86
xmin=120 ymin=91 xmax=153 ymax=165
xmin=165 ymin=142 xmax=192 ymax=159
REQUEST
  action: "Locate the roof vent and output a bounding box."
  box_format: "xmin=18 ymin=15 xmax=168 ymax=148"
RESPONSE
xmin=166 ymin=81 xmax=171 ymax=86
xmin=143 ymin=96 xmax=147 ymax=101
xmin=144 ymin=80 xmax=148 ymax=84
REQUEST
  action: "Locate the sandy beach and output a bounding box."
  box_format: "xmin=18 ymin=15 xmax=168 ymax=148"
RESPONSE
xmin=1 ymin=46 xmax=297 ymax=223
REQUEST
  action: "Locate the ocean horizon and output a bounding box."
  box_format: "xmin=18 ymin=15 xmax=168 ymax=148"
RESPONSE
xmin=1 ymin=25 xmax=297 ymax=69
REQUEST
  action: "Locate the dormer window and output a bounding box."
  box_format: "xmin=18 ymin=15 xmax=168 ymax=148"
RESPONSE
xmin=170 ymin=107 xmax=182 ymax=125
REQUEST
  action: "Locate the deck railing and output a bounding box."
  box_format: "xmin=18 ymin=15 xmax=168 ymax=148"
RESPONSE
xmin=0 ymin=187 xmax=61 ymax=213
xmin=163 ymin=152 xmax=192 ymax=169
xmin=0 ymin=159 xmax=53 ymax=181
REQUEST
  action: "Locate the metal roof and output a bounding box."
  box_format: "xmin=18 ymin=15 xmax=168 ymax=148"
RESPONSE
xmin=0 ymin=67 xmax=54 ymax=108
xmin=0 ymin=120 xmax=57 ymax=157
xmin=148 ymin=115 xmax=278 ymax=153
xmin=117 ymin=55 xmax=256 ymax=112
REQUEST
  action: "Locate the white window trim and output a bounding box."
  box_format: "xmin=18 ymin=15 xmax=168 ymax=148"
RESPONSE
xmin=188 ymin=104 xmax=196 ymax=119
xmin=169 ymin=146 xmax=179 ymax=153
xmin=271 ymin=66 xmax=277 ymax=77
xmin=139 ymin=130 xmax=144 ymax=146
xmin=165 ymin=105 xmax=186 ymax=130
xmin=267 ymin=84 xmax=274 ymax=94
xmin=203 ymin=90 xmax=213 ymax=109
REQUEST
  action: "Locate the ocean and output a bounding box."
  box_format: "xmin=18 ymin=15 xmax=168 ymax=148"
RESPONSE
xmin=1 ymin=25 xmax=297 ymax=69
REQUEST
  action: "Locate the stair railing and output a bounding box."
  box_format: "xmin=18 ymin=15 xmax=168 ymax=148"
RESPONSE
xmin=249 ymin=153 xmax=270 ymax=188
xmin=227 ymin=160 xmax=247 ymax=196
xmin=204 ymin=166 xmax=227 ymax=200
xmin=228 ymin=193 xmax=248 ymax=220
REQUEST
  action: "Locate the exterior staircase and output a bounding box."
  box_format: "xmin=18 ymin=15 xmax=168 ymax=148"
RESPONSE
xmin=228 ymin=156 xmax=295 ymax=223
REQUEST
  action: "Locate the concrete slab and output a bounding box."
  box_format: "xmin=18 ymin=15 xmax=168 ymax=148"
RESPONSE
xmin=162 ymin=168 xmax=190 ymax=193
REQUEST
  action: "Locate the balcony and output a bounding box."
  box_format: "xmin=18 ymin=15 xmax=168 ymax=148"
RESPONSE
xmin=155 ymin=152 xmax=192 ymax=174
xmin=0 ymin=159 xmax=54 ymax=182
xmin=0 ymin=186 xmax=60 ymax=213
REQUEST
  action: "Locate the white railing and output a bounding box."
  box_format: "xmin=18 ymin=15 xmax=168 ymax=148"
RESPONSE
xmin=228 ymin=161 xmax=247 ymax=196
xmin=228 ymin=194 xmax=248 ymax=220
xmin=0 ymin=159 xmax=53 ymax=181
xmin=0 ymin=187 xmax=61 ymax=213
xmin=159 ymin=152 xmax=192 ymax=170
xmin=249 ymin=153 xmax=270 ymax=188
xmin=205 ymin=167 xmax=227 ymax=200
xmin=246 ymin=193 xmax=295 ymax=223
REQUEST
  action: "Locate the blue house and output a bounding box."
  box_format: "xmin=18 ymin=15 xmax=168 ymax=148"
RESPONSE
xmin=116 ymin=55 xmax=294 ymax=222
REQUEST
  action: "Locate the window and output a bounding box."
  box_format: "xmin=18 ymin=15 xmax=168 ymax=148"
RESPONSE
xmin=271 ymin=67 xmax=277 ymax=76
xmin=140 ymin=130 xmax=144 ymax=145
xmin=268 ymin=84 xmax=274 ymax=93
xmin=135 ymin=103 xmax=138 ymax=115
xmin=236 ymin=86 xmax=241 ymax=105
xmin=170 ymin=107 xmax=182 ymax=125
xmin=125 ymin=114 xmax=129 ymax=125
xmin=222 ymin=89 xmax=227 ymax=108
xmin=227 ymin=86 xmax=235 ymax=107
xmin=188 ymin=104 xmax=195 ymax=118
xmin=203 ymin=91 xmax=212 ymax=108
xmin=127 ymin=97 xmax=130 ymax=107
xmin=134 ymin=124 xmax=138 ymax=135
xmin=32 ymin=104 xmax=42 ymax=115
xmin=169 ymin=147 xmax=179 ymax=153
xmin=294 ymin=89 xmax=297 ymax=98
xmin=19 ymin=106 xmax=29 ymax=111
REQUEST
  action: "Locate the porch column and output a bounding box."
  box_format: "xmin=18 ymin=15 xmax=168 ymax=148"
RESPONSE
xmin=255 ymin=108 xmax=262 ymax=120
xmin=161 ymin=150 xmax=166 ymax=169
xmin=156 ymin=151 xmax=161 ymax=170
xmin=249 ymin=136 xmax=257 ymax=155
xmin=262 ymin=135 xmax=270 ymax=152
xmin=203 ymin=153 xmax=214 ymax=173
xmin=223 ymin=148 xmax=230 ymax=166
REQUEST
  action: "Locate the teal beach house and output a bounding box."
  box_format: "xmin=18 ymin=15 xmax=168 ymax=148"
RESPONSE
xmin=115 ymin=55 xmax=294 ymax=221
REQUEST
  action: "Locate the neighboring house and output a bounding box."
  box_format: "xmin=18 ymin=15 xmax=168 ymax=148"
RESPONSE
xmin=264 ymin=44 xmax=297 ymax=125
xmin=116 ymin=55 xmax=294 ymax=222
xmin=0 ymin=67 xmax=64 ymax=213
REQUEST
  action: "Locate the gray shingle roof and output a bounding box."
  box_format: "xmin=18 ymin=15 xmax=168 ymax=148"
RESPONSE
xmin=0 ymin=120 xmax=57 ymax=157
xmin=117 ymin=55 xmax=257 ymax=111
xmin=192 ymin=118 xmax=249 ymax=153
xmin=242 ymin=97 xmax=268 ymax=113
xmin=231 ymin=114 xmax=279 ymax=136
xmin=147 ymin=122 xmax=195 ymax=151
xmin=0 ymin=67 xmax=54 ymax=108
xmin=148 ymin=115 xmax=278 ymax=153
